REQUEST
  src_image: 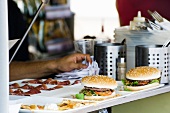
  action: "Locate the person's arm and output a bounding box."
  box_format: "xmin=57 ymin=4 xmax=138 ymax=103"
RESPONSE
xmin=10 ymin=53 xmax=92 ymax=81
xmin=10 ymin=60 xmax=54 ymax=81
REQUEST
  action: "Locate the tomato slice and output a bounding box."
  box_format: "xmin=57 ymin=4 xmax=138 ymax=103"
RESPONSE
xmin=95 ymin=90 xmax=112 ymax=96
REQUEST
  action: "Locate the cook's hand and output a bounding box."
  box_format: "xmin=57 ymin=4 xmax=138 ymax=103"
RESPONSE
xmin=49 ymin=53 xmax=92 ymax=73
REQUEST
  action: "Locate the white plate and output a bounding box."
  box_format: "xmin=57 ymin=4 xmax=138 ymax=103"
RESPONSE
xmin=13 ymin=96 xmax=96 ymax=113
xmin=10 ymin=83 xmax=59 ymax=89
xmin=9 ymin=79 xmax=81 ymax=100
xmin=10 ymin=95 xmax=29 ymax=100
xmin=32 ymin=85 xmax=133 ymax=99
xmin=32 ymin=85 xmax=83 ymax=98
xmin=10 ymin=79 xmax=81 ymax=86
xmin=133 ymin=84 xmax=165 ymax=93
xmin=116 ymin=81 xmax=165 ymax=93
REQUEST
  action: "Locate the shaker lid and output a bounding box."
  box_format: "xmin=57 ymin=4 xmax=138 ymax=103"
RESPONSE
xmin=118 ymin=57 xmax=126 ymax=63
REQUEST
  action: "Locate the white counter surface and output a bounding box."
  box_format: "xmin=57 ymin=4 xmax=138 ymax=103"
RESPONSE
xmin=10 ymin=79 xmax=170 ymax=113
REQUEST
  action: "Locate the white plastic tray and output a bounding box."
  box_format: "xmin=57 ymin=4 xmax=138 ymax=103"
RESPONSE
xmin=116 ymin=81 xmax=165 ymax=93
xmin=32 ymin=85 xmax=133 ymax=99
xmin=12 ymin=96 xmax=96 ymax=113
xmin=9 ymin=79 xmax=81 ymax=100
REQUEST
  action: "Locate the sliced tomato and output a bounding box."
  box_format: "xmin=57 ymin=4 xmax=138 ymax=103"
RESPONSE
xmin=95 ymin=90 xmax=112 ymax=96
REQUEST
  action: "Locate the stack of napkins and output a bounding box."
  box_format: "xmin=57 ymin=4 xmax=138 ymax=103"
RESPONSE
xmin=55 ymin=59 xmax=100 ymax=80
xmin=88 ymin=61 xmax=100 ymax=76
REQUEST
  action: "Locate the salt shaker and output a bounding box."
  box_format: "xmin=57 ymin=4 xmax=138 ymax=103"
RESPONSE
xmin=117 ymin=57 xmax=126 ymax=80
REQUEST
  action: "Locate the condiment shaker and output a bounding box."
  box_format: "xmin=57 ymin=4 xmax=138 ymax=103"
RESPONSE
xmin=117 ymin=57 xmax=126 ymax=80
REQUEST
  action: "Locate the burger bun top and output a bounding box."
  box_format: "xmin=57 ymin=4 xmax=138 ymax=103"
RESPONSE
xmin=126 ymin=66 xmax=161 ymax=80
xmin=81 ymin=75 xmax=117 ymax=89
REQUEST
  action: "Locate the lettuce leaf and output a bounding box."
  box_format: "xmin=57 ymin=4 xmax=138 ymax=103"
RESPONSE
xmin=133 ymin=81 xmax=138 ymax=86
xmin=124 ymin=87 xmax=131 ymax=91
xmin=75 ymin=93 xmax=84 ymax=100
xmin=122 ymin=79 xmax=138 ymax=86
xmin=150 ymin=79 xmax=159 ymax=84
xmin=122 ymin=79 xmax=126 ymax=85
xmin=79 ymin=89 xmax=97 ymax=96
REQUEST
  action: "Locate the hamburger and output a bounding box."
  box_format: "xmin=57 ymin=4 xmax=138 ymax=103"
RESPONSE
xmin=76 ymin=75 xmax=117 ymax=101
xmin=123 ymin=66 xmax=161 ymax=91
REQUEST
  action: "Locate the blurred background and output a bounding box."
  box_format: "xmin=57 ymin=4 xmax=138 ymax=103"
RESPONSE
xmin=12 ymin=0 xmax=120 ymax=60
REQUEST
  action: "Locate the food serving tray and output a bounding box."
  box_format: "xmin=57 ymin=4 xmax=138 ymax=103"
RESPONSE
xmin=31 ymin=85 xmax=133 ymax=100
xmin=10 ymin=96 xmax=96 ymax=113
xmin=116 ymin=81 xmax=165 ymax=93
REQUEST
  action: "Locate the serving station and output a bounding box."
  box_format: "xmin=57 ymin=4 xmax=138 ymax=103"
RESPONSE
xmin=8 ymin=77 xmax=168 ymax=113
xmin=2 ymin=0 xmax=170 ymax=113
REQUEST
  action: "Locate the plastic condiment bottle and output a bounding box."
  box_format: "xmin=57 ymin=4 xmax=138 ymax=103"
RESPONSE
xmin=130 ymin=11 xmax=145 ymax=30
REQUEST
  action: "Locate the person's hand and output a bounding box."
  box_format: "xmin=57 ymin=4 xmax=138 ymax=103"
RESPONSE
xmin=49 ymin=53 xmax=92 ymax=73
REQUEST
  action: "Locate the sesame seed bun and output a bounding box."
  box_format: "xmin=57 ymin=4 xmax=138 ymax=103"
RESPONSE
xmin=81 ymin=75 xmax=117 ymax=89
xmin=126 ymin=66 xmax=161 ymax=80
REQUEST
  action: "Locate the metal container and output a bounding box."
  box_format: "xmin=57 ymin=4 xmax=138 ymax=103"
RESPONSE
xmin=114 ymin=29 xmax=170 ymax=71
xmin=135 ymin=45 xmax=170 ymax=84
xmin=94 ymin=43 xmax=126 ymax=79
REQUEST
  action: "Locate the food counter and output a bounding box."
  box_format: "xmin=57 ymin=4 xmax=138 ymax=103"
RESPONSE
xmin=112 ymin=91 xmax=170 ymax=113
xmin=8 ymin=78 xmax=170 ymax=113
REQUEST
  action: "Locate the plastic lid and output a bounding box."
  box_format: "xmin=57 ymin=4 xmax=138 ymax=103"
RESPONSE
xmin=133 ymin=11 xmax=145 ymax=22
